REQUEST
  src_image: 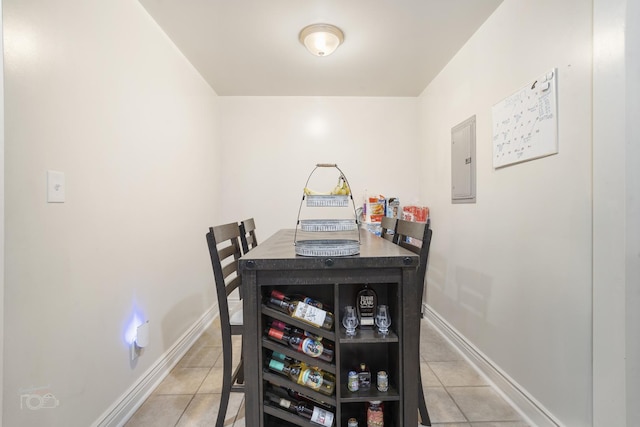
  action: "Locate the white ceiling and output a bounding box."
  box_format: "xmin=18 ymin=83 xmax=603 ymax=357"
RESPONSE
xmin=139 ymin=0 xmax=503 ymax=96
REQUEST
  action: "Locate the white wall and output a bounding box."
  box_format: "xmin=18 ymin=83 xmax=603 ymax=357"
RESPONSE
xmin=593 ymin=0 xmax=640 ymax=425
xmin=625 ymin=3 xmax=640 ymax=424
xmin=217 ymin=97 xmax=422 ymax=240
xmin=3 ymin=1 xmax=220 ymax=425
xmin=592 ymin=0 xmax=627 ymax=424
xmin=418 ymin=0 xmax=592 ymax=425
xmin=0 ymin=0 xmax=5 ymax=423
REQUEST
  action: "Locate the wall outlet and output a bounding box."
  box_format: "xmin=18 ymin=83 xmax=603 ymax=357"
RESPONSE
xmin=131 ymin=343 xmax=139 ymax=361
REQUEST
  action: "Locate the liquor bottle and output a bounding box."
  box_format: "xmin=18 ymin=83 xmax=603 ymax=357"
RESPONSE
xmin=268 ymin=350 xmax=294 ymax=364
xmin=356 ymin=285 xmax=377 ymax=328
xmin=286 ymin=388 xmax=334 ymax=411
xmin=265 ymin=391 xmax=335 ymax=426
xmin=267 ymin=383 xmax=334 ymax=411
xmin=266 ymin=357 xmax=336 ymax=396
xmin=358 ymin=362 xmax=371 ymax=391
xmin=265 ymin=326 xmax=335 ymax=362
xmin=267 ymin=319 xmax=296 ymax=333
xmin=270 ymin=289 xmax=325 ymax=309
xmin=266 ymin=297 xmax=334 ymax=330
xmin=268 ymin=319 xmax=323 ymax=341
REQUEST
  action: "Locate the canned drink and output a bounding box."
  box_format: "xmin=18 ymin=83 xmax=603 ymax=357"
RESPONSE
xmin=348 ymin=370 xmax=359 ymax=392
xmin=376 ymin=371 xmax=389 ymax=392
xmin=347 ymin=418 xmax=358 ymax=427
xmin=367 ymin=401 xmax=384 ymax=427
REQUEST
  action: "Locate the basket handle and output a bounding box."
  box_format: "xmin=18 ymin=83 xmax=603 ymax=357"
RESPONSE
xmin=295 ymin=163 xmax=361 ymax=247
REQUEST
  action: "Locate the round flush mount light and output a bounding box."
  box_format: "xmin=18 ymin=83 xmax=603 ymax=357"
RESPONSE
xmin=299 ymin=23 xmax=344 ymax=57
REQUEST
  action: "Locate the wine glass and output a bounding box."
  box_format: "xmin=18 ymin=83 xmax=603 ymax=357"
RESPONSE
xmin=342 ymin=306 xmax=359 ymax=337
xmin=375 ymin=305 xmax=392 ymax=335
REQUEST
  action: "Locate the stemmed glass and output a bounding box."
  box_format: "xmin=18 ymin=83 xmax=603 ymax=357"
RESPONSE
xmin=342 ymin=306 xmax=359 ymax=337
xmin=375 ymin=305 xmax=392 ymax=336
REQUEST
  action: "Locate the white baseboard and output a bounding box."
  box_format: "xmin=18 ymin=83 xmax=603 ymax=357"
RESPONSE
xmin=92 ymin=303 xmax=219 ymax=427
xmin=423 ymin=304 xmax=563 ymax=427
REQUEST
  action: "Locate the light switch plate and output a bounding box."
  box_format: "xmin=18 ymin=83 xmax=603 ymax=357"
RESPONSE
xmin=47 ymin=170 xmax=65 ymax=203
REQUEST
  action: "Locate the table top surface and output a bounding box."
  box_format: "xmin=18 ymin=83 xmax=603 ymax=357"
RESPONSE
xmin=239 ymin=228 xmax=419 ymax=271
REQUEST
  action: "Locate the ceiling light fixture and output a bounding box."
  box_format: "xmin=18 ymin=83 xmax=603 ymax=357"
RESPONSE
xmin=299 ymin=24 xmax=344 ymax=57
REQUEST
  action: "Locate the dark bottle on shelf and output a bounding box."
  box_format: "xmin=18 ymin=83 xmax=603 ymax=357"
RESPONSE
xmin=268 ymin=319 xmax=323 ymax=341
xmin=264 ymin=326 xmax=334 ymax=362
xmin=265 ymin=390 xmax=335 ymax=426
xmin=358 ymin=362 xmax=371 ymax=391
xmin=267 ymin=319 xmax=296 ymax=333
xmin=266 ymin=357 xmax=336 ymax=396
xmin=286 ymin=388 xmax=333 ymax=412
xmin=356 ymin=285 xmax=377 ymax=328
xmin=268 ymin=350 xmax=294 ymax=364
xmin=266 ymin=297 xmax=334 ymax=330
xmin=266 ymin=382 xmax=334 ymax=411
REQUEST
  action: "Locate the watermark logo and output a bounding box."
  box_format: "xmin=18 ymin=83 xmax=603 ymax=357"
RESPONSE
xmin=20 ymin=387 xmax=59 ymax=410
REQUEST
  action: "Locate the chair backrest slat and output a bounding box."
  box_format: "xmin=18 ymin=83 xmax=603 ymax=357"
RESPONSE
xmin=219 ymin=245 xmax=239 ymax=264
xmin=225 ymin=276 xmax=242 ymax=296
xmin=216 ymin=223 xmax=242 ymax=243
xmin=221 ymin=261 xmax=238 ymax=280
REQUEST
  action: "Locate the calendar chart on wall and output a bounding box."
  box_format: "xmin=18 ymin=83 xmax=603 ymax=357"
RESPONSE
xmin=492 ymin=68 xmax=558 ymax=168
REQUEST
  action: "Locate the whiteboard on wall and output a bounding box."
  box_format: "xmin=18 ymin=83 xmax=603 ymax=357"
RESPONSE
xmin=492 ymin=68 xmax=558 ymax=168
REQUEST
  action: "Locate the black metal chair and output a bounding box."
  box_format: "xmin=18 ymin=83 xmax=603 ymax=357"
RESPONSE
xmin=394 ymin=218 xmax=433 ymax=426
xmin=380 ymin=216 xmax=398 ymax=242
xmin=239 ymin=218 xmax=258 ymax=255
xmin=206 ymin=223 xmax=245 ymax=427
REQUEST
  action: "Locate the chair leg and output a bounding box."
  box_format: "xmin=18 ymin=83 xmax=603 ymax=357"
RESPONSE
xmin=418 ymin=372 xmax=431 ymax=426
xmin=418 ymin=314 xmax=431 ymax=426
xmin=216 ymin=335 xmax=233 ymax=427
xmin=236 ymin=343 xmax=245 ymax=384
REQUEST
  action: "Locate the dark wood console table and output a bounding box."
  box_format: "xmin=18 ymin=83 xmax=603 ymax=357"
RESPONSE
xmin=239 ymin=229 xmax=420 ymax=427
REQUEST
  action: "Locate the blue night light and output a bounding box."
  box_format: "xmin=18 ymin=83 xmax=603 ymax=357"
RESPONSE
xmin=124 ymin=308 xmax=145 ymax=347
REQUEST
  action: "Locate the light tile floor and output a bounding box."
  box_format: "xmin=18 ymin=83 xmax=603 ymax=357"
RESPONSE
xmin=125 ymin=317 xmax=530 ymax=427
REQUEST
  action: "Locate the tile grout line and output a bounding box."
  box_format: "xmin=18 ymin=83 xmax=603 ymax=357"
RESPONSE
xmin=422 ymin=319 xmax=526 ymax=425
xmin=172 ymin=344 xmax=221 ymax=427
xmin=172 ymin=393 xmax=198 ymax=427
xmin=427 ymin=360 xmax=470 ymax=425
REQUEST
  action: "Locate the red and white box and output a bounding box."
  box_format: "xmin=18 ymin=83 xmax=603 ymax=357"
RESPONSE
xmin=401 ymin=205 xmax=429 ymax=223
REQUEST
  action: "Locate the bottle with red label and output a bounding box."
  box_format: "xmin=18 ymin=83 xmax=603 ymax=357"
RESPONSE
xmin=270 ymin=289 xmax=327 ymax=309
xmin=267 ymin=319 xmax=323 ymax=342
xmin=264 ymin=326 xmax=334 ymax=362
